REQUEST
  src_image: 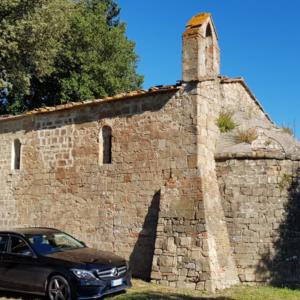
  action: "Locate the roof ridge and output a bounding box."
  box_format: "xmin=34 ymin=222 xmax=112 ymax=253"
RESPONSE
xmin=0 ymin=83 xmax=181 ymax=122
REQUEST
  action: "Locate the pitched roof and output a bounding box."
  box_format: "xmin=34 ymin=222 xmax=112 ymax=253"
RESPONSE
xmin=186 ymin=13 xmax=211 ymax=29
xmin=0 ymin=84 xmax=180 ymax=122
xmin=185 ymin=12 xmax=218 ymax=39
xmin=0 ymin=77 xmax=271 ymax=124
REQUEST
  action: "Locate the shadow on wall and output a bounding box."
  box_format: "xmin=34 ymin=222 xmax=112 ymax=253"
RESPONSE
xmin=130 ymin=191 xmax=160 ymax=281
xmin=256 ymin=167 xmax=300 ymax=285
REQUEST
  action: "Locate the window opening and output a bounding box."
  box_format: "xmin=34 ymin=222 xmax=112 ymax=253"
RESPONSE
xmin=100 ymin=126 xmax=112 ymax=164
xmin=12 ymin=139 xmax=21 ymax=170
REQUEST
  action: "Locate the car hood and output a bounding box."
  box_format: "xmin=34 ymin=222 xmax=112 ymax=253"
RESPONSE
xmin=46 ymin=247 xmax=125 ymax=266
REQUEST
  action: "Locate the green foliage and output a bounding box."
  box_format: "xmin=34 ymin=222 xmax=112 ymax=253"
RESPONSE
xmin=0 ymin=0 xmax=143 ymax=114
xmin=279 ymin=173 xmax=293 ymax=191
xmin=55 ymin=1 xmax=143 ymax=103
xmin=216 ymin=110 xmax=236 ymax=133
xmin=0 ymin=0 xmax=73 ymax=104
xmin=236 ymin=128 xmax=258 ymax=144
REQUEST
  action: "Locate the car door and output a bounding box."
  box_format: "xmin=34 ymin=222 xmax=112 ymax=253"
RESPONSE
xmin=1 ymin=235 xmax=46 ymax=294
xmin=0 ymin=234 xmax=9 ymax=288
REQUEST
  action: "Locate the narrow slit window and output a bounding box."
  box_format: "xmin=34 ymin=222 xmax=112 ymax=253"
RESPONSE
xmin=101 ymin=126 xmax=112 ymax=164
xmin=12 ymin=139 xmax=21 ymax=170
xmin=205 ymin=23 xmax=214 ymax=72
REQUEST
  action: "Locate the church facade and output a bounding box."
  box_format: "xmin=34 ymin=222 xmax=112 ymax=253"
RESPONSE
xmin=1 ymin=13 xmax=300 ymax=291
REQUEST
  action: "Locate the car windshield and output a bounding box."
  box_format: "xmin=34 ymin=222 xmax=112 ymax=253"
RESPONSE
xmin=27 ymin=232 xmax=85 ymax=255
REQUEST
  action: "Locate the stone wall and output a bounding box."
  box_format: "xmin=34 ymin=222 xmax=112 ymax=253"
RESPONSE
xmin=0 ymin=121 xmax=23 ymax=228
xmin=217 ymin=158 xmax=300 ymax=284
xmin=0 ymin=76 xmax=296 ymax=290
xmin=220 ymin=81 xmax=267 ymax=120
xmin=151 ymin=177 xmax=208 ymax=290
xmin=150 ymin=77 xmax=275 ymax=291
xmin=0 ymin=78 xmax=255 ymax=291
xmin=195 ymin=79 xmax=240 ymax=290
xmin=0 ymin=88 xmax=202 ymax=282
xmin=150 ymin=80 xmax=241 ymax=292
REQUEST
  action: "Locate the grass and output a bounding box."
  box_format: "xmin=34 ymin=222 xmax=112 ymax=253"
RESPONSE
xmin=1 ymin=280 xmax=300 ymax=300
xmin=112 ymin=280 xmax=300 ymax=300
xmin=236 ymin=128 xmax=258 ymax=144
xmin=216 ymin=111 xmax=236 ymax=133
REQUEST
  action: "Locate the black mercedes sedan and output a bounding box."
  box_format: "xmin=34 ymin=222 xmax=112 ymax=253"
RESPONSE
xmin=0 ymin=227 xmax=131 ymax=299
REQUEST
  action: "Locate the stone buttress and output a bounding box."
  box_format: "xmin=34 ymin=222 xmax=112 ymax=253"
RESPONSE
xmin=151 ymin=13 xmax=239 ymax=291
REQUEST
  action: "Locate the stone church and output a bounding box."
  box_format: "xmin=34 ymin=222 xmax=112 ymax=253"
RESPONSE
xmin=1 ymin=13 xmax=300 ymax=291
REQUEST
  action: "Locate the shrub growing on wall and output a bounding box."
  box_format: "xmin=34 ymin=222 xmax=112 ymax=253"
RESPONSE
xmin=236 ymin=128 xmax=258 ymax=144
xmin=216 ymin=110 xmax=236 ymax=133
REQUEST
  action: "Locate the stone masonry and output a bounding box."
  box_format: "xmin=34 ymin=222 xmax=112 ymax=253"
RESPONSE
xmin=217 ymin=159 xmax=300 ymax=284
xmin=1 ymin=12 xmax=300 ymax=291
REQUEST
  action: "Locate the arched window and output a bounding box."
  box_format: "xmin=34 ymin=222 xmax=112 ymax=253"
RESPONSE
xmin=206 ymin=23 xmax=212 ymax=37
xmin=12 ymin=139 xmax=21 ymax=170
xmin=100 ymin=126 xmax=112 ymax=165
xmin=205 ymin=23 xmax=214 ymax=73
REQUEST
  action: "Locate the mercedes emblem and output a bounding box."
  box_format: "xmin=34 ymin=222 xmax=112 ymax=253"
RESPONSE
xmin=111 ymin=267 xmax=119 ymax=277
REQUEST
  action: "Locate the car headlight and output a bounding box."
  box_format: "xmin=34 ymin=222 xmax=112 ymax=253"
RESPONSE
xmin=71 ymin=269 xmax=98 ymax=280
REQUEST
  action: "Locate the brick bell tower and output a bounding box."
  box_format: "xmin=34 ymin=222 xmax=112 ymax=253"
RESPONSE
xmin=182 ymin=13 xmax=220 ymax=81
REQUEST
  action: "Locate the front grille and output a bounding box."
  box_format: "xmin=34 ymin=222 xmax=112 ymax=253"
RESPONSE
xmin=96 ymin=265 xmax=127 ymax=279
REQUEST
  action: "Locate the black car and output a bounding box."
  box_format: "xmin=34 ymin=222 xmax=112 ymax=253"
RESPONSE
xmin=0 ymin=227 xmax=132 ymax=299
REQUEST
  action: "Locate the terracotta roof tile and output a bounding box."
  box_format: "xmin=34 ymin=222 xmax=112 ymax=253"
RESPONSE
xmin=0 ymin=84 xmax=181 ymax=122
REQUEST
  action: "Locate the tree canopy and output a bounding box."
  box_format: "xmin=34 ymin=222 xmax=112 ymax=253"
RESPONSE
xmin=0 ymin=0 xmax=143 ymax=114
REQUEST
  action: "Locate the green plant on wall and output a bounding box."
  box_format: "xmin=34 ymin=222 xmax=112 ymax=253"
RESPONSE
xmin=279 ymin=173 xmax=293 ymax=191
xmin=216 ymin=110 xmax=236 ymax=133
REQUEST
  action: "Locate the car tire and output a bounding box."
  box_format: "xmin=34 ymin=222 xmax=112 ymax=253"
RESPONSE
xmin=47 ymin=275 xmax=72 ymax=300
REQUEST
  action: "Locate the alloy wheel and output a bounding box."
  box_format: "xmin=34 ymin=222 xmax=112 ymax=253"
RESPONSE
xmin=48 ymin=275 xmax=71 ymax=300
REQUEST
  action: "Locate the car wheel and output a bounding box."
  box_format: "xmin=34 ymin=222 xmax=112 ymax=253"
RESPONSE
xmin=47 ymin=275 xmax=72 ymax=300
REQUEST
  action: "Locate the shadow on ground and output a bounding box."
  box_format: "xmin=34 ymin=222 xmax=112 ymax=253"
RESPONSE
xmin=108 ymin=291 xmax=232 ymax=300
xmin=0 ymin=290 xmax=233 ymax=300
xmin=0 ymin=291 xmax=43 ymax=299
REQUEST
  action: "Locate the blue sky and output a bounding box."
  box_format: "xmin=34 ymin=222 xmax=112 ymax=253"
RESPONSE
xmin=118 ymin=0 xmax=300 ymax=139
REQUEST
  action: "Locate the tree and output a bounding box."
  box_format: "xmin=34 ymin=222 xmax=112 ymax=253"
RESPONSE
xmin=0 ymin=0 xmax=143 ymax=114
xmin=0 ymin=0 xmax=74 ymax=113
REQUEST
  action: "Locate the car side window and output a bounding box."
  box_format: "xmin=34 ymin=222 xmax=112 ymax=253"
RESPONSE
xmin=10 ymin=236 xmax=33 ymax=256
xmin=0 ymin=235 xmax=9 ymax=252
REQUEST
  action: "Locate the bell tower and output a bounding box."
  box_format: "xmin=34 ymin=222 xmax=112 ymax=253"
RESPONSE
xmin=182 ymin=13 xmax=220 ymax=81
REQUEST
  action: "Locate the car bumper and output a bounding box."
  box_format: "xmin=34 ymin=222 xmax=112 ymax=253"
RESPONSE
xmin=75 ymin=273 xmax=132 ymax=300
